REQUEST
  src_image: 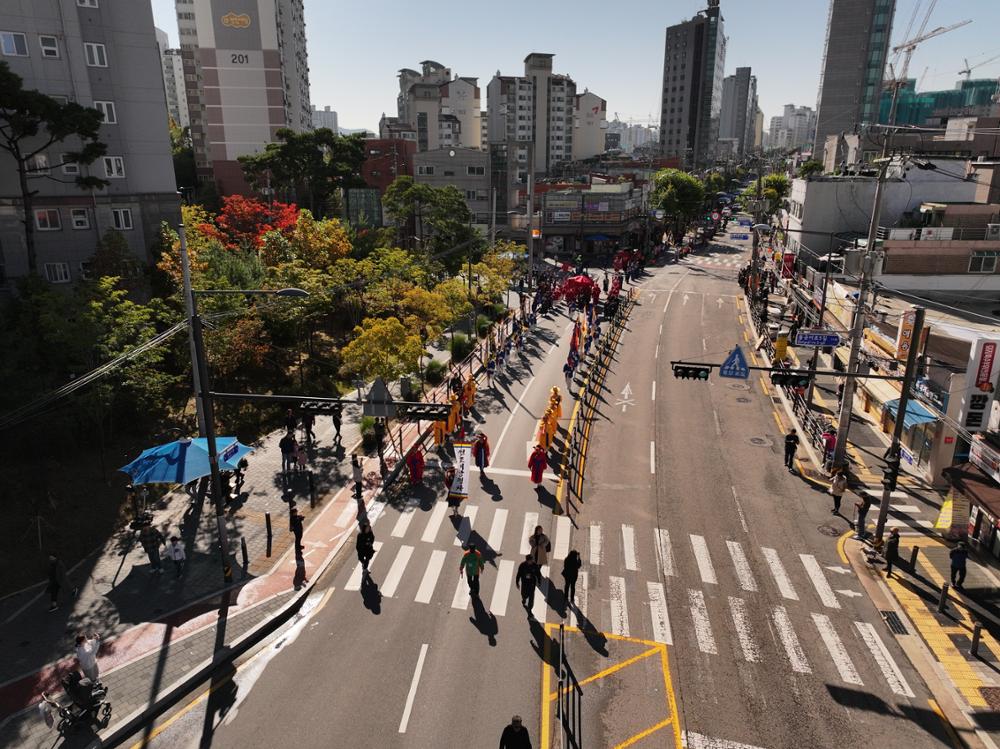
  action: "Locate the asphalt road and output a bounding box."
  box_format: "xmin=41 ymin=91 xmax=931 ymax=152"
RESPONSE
xmin=130 ymin=235 xmax=955 ymax=749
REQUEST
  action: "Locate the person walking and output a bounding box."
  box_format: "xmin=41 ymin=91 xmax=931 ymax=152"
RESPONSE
xmin=332 ymin=403 xmax=343 ymax=444
xmin=406 ymin=447 xmax=425 ymax=486
xmin=75 ymin=632 xmax=101 ymax=683
xmin=821 ymin=427 xmax=837 ymax=471
xmin=301 ymin=410 xmax=316 ymax=445
xmin=950 ymin=541 xmax=969 ymax=589
xmin=515 ymin=555 xmax=539 ymax=614
xmin=884 ymin=528 xmax=901 ymax=578
xmin=854 ymin=493 xmax=874 ymax=539
xmin=167 ymin=537 xmax=186 ymax=577
xmin=459 ymin=543 xmax=485 ymax=598
xmin=284 ymin=407 xmax=298 ymax=437
xmin=295 ymin=440 xmax=307 ymax=474
xmin=279 ymin=431 xmax=297 ymax=475
xmin=46 ymin=554 xmax=74 ymax=612
xmin=561 ymin=550 xmax=582 ymax=610
xmin=783 ymin=428 xmax=800 ymax=472
xmin=563 ymin=360 xmax=573 ymax=392
xmin=528 ymin=525 xmax=551 ymax=568
xmin=528 ymin=444 xmax=548 ymax=486
xmin=473 ymin=432 xmax=491 ymax=479
xmin=352 ymin=454 xmax=363 ymax=498
xmin=830 ymin=470 xmax=848 ymax=515
xmin=356 ymin=522 xmax=375 ymax=574
xmin=138 ymin=524 xmax=166 ymax=573
xmin=290 ymin=509 xmax=304 ymax=554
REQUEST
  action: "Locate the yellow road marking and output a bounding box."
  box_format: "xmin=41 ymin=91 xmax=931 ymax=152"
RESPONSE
xmin=759 ymin=375 xmax=768 ymax=394
xmin=837 ymin=531 xmax=852 ymax=564
xmin=615 ymin=718 xmax=674 ymax=749
xmin=548 ymin=646 xmax=661 ymax=699
xmin=928 ymin=699 xmax=964 ymax=749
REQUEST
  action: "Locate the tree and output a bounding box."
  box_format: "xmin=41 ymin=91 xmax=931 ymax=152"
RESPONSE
xmin=704 ymin=171 xmax=726 ymax=196
xmin=169 ymin=119 xmax=197 ymax=193
xmin=210 ymin=195 xmax=299 ymax=251
xmin=382 ymin=177 xmax=482 ymax=268
xmin=0 ymin=62 xmax=108 ymax=274
xmin=88 ymin=230 xmax=138 ymax=283
xmin=739 ymin=173 xmax=791 ymax=217
xmin=797 ymin=160 xmax=824 ymax=179
xmin=286 ymin=210 xmax=352 ymax=269
xmin=649 ymin=168 xmax=706 ymax=243
xmin=157 ymin=204 xmax=221 ymax=288
xmin=400 ymin=287 xmax=451 ymax=342
xmin=339 ymin=316 xmax=423 ymax=382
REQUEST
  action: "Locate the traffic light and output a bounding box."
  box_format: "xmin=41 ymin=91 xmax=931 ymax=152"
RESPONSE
xmin=672 ymin=364 xmax=712 ymax=381
xmin=882 ymin=453 xmax=901 ymax=492
xmin=769 ymin=369 xmax=812 ymax=388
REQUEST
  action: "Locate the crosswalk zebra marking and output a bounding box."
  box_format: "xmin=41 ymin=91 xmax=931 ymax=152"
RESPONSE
xmin=490 ymin=559 xmax=515 ymax=617
xmin=762 ymin=547 xmax=798 ymax=600
xmin=622 ymin=525 xmax=638 ymax=571
xmin=380 ymin=545 xmax=414 ymax=598
xmin=451 ymin=570 xmax=472 ymax=611
xmin=688 ymin=589 xmax=717 ymax=655
xmin=654 ymin=528 xmax=675 ymax=577
xmin=453 ymin=505 xmax=479 ymax=547
xmin=414 ymin=550 xmax=447 ymax=604
xmin=334 ymin=498 xmax=359 ymax=528
xmin=648 ymin=582 xmax=672 ymax=645
xmin=728 ymin=596 xmax=760 ymax=662
xmin=487 ymin=508 xmax=508 ymax=553
xmin=773 ymin=606 xmax=811 ymax=674
xmin=420 ymin=502 xmax=449 ymax=544
xmin=553 ymin=516 xmax=571 ymax=560
xmin=855 ymin=621 xmax=915 ymax=697
xmin=690 ymin=535 xmax=717 ymax=584
xmin=345 ymin=542 xmax=383 ymax=591
xmin=570 ymin=572 xmax=589 ymax=627
xmin=812 ymin=613 xmax=862 ymax=685
xmin=609 ymin=576 xmax=630 ymax=637
xmin=589 ymin=524 xmax=603 ymax=566
xmin=390 ymin=509 xmax=416 ymax=538
xmin=533 ymin=565 xmax=550 ymax=623
xmin=726 ymin=541 xmax=757 ymax=592
xmin=800 ymin=554 xmax=840 ymax=609
xmin=521 ymin=512 xmax=539 ymax=555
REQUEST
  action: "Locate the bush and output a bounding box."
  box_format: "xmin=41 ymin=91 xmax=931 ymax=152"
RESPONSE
xmin=476 ymin=314 xmax=492 ymax=339
xmin=360 ymin=415 xmax=378 ymax=453
xmin=486 ymin=302 xmax=507 ymax=321
xmin=449 ymin=333 xmax=473 ymax=363
xmin=425 ymin=359 xmax=446 ymax=385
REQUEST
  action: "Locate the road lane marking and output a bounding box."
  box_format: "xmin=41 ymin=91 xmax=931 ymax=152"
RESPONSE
xmin=487 ymin=508 xmax=508 ymax=552
xmin=398 ymin=643 xmax=428 ymax=734
xmin=655 ymin=343 xmax=659 ymax=359
xmin=800 ymin=553 xmax=840 ymax=609
xmin=651 ymin=380 xmax=656 ymax=401
xmin=684 ymin=731 xmax=767 ymax=749
xmin=421 ymin=502 xmax=449 ymax=544
xmin=690 ymin=534 xmax=717 ymax=584
xmin=589 ymin=524 xmax=603 ymax=566
xmin=713 ymin=409 xmax=722 ymax=436
xmin=773 ymin=606 xmax=811 ymax=673
xmin=390 ymin=509 xmax=415 ymax=538
xmin=345 ymin=542 xmax=382 ymax=591
xmin=762 ymin=547 xmax=798 ymax=600
xmin=654 ymin=528 xmax=675 ymax=577
xmin=609 ymin=576 xmax=630 ymax=636
xmin=533 ymin=565 xmax=550 ymax=622
xmin=659 ymin=323 xmax=663 ymax=336
xmin=494 ymin=375 xmax=536 ymax=456
xmin=650 ymin=441 xmax=656 ymax=474
xmin=553 ymin=515 xmax=571 ymax=560
xmin=451 ymin=570 xmax=472 ymax=610
xmin=472 ymin=466 xmax=558 ymax=480
xmin=521 ymin=512 xmax=539 ymax=555
xmin=813 ymin=613 xmax=862 ymax=685
xmin=855 ymin=621 xmax=915 ymax=697
xmin=730 ymin=486 xmax=749 ymax=533
xmin=726 ymin=541 xmax=757 ymax=591
xmin=622 ymin=525 xmax=639 ymax=571
xmin=728 ymin=596 xmax=760 ymax=662
xmin=334 ymin=499 xmax=358 ymax=528
xmin=570 ymin=571 xmax=589 ymax=627
xmin=381 ymin=545 xmax=414 ymax=598
xmin=414 ymin=550 xmax=447 ymax=604
xmin=648 ymin=582 xmax=672 ymax=644
xmin=688 ymin=589 xmax=717 ymax=654
xmin=453 ymin=505 xmax=479 ymax=546
xmin=490 ymin=559 xmax=515 ymax=617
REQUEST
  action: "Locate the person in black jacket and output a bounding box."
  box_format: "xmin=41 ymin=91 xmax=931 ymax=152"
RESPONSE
xmin=561 ymin=550 xmax=582 ymax=609
xmin=783 ymin=428 xmax=800 ymax=471
xmin=499 ymin=715 xmax=532 ymax=749
xmin=884 ymin=528 xmax=900 ymax=578
xmin=356 ymin=522 xmax=375 ymax=574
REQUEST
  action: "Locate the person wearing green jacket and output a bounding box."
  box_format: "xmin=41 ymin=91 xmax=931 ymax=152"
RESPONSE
xmin=459 ymin=543 xmax=485 ymax=598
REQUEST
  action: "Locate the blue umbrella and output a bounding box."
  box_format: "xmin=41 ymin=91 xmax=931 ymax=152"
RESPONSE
xmin=119 ymin=438 xmax=254 ymax=485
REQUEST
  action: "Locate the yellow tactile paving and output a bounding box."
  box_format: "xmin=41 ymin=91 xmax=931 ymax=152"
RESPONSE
xmin=935 ymin=499 xmax=953 ymax=530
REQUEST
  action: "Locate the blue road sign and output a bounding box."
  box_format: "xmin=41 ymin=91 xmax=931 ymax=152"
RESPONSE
xmin=794 ymin=330 xmax=842 ymax=347
xmin=719 ymin=346 xmax=750 ymax=379
xmin=738 ymin=219 xmax=753 ymax=227
xmin=729 ymin=233 xmax=750 ymax=240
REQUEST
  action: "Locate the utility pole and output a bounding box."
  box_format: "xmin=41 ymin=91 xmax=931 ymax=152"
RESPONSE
xmin=804 ymin=260 xmax=833 ymax=411
xmin=874 ymin=306 xmax=925 ymax=542
xmin=488 ymin=186 xmax=497 ymax=250
xmin=526 ymin=140 xmax=536 ymax=290
xmin=179 ymin=224 xmax=207 ymax=438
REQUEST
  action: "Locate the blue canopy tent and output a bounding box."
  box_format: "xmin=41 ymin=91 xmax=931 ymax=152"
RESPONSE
xmin=883 ymin=398 xmax=937 ymax=431
xmin=119 ymin=438 xmax=254 ymax=485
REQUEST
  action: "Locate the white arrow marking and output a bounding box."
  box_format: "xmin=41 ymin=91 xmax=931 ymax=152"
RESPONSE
xmin=825 ymin=566 xmax=852 ymax=575
xmin=836 ymin=589 xmax=863 ymax=598
xmin=621 ymin=382 xmax=633 ymax=399
xmin=682 ymin=293 xmax=690 ymax=306
xmin=716 ymin=297 xmax=725 ymax=309
xmin=616 ymin=398 xmax=636 ymax=413
xmin=648 ymin=292 xmax=657 ymax=303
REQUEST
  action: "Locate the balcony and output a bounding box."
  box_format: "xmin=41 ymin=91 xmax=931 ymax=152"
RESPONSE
xmin=878 ymin=225 xmax=1000 ymax=242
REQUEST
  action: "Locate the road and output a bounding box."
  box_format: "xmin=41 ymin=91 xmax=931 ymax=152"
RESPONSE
xmin=129 ymin=235 xmax=956 ymax=749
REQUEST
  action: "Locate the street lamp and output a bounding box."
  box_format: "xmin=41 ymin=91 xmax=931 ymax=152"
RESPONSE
xmin=178 ymin=224 xmax=310 ymax=583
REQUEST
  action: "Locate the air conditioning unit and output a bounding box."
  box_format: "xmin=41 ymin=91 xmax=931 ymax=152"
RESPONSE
xmin=986 ymin=223 xmax=1000 ymax=240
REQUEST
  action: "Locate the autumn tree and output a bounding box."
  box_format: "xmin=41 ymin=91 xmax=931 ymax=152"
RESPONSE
xmin=339 ymin=316 xmax=423 ymax=382
xmin=209 ymin=195 xmax=298 ymax=251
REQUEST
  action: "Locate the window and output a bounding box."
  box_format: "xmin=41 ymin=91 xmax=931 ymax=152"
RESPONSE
xmin=465 ymin=190 xmax=477 ymax=201
xmin=969 ymin=251 xmax=999 ymax=274
xmin=84 ymin=42 xmax=107 ymax=67
xmin=27 ymin=153 xmax=50 ymax=176
xmin=44 ymin=262 xmax=71 ymax=283
xmin=39 ymin=35 xmax=59 ymax=58
xmin=111 ymin=207 xmax=133 ymax=230
xmin=416 ymin=165 xmax=434 ymax=176
xmin=103 ymin=155 xmax=125 ymax=178
xmin=467 ymin=165 xmax=485 ymax=176
xmin=70 ymin=208 xmax=90 ymax=229
xmin=93 ymin=100 xmax=116 ymax=123
xmin=0 ymin=31 xmax=28 ymax=56
xmin=77 ymin=0 xmax=99 ymax=6
xmin=62 ymin=157 xmax=80 ymax=175
xmin=34 ymin=208 xmax=61 ymax=230
xmin=49 ymin=94 xmax=69 ymax=105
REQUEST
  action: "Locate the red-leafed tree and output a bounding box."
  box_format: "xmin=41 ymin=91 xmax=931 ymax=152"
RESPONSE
xmin=212 ymin=195 xmax=298 ymax=251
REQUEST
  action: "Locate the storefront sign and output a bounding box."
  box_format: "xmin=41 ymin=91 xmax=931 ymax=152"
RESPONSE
xmin=781 ymin=252 xmax=795 ymax=279
xmin=551 ymin=211 xmax=571 ymax=222
xmin=959 ymin=338 xmax=1000 ymax=432
xmin=895 ymin=308 xmax=917 ymax=361
xmin=970 ymin=437 xmax=1000 ymax=486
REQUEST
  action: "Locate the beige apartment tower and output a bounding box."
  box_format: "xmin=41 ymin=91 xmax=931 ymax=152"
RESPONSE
xmin=177 ymin=0 xmax=311 ymax=195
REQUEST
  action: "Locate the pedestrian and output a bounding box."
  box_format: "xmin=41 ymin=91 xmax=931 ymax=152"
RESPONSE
xmin=515 ymin=554 xmax=539 ymax=614
xmin=563 ymin=361 xmax=573 ymax=392
xmin=950 ymin=541 xmax=968 ymax=589
xmin=75 ymin=632 xmax=101 ymax=683
xmin=486 ymin=356 xmax=496 ymax=387
xmin=821 ymin=427 xmax=837 ymax=470
xmin=167 ymin=536 xmax=186 ymax=577
xmin=332 ymin=403 xmax=343 ymax=444
xmin=528 ymin=525 xmax=551 ymax=568
xmin=884 ymin=528 xmax=901 ymax=578
xmin=295 ymin=440 xmax=307 ymax=473
xmin=291 ymin=509 xmax=304 ymax=553
xmin=459 ymin=542 xmax=485 ymax=598
xmin=783 ymin=428 xmax=799 ymax=471
xmin=356 ymin=522 xmax=375 ymax=573
xmin=352 ymin=454 xmax=363 ymax=498
xmin=830 ymin=469 xmax=848 ymax=515
xmin=138 ymin=523 xmax=166 ymax=573
xmin=284 ymin=407 xmax=297 ymax=437
xmin=528 ymin=444 xmax=548 ymax=486
xmin=473 ymin=432 xmax=491 ymax=478
xmin=836 ymin=379 xmax=846 ymax=405
xmin=561 ymin=549 xmax=582 ymax=609
xmin=301 ymin=410 xmax=315 ymax=445
xmin=46 ymin=554 xmax=74 ymax=612
xmin=279 ymin=431 xmax=297 ymax=474
xmin=855 ymin=492 xmax=874 ymax=539
xmin=406 ymin=446 xmax=425 ymax=486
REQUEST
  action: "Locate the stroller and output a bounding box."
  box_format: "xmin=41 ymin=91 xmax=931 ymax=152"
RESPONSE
xmin=41 ymin=672 xmax=112 ymax=735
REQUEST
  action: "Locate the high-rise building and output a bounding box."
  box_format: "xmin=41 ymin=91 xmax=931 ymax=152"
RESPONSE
xmin=0 ymin=0 xmax=180 ymax=286
xmin=813 ymin=0 xmax=895 ymax=164
xmin=311 ymin=105 xmax=338 ymax=132
xmin=752 ymin=106 xmax=764 ymax=151
xmin=658 ymin=0 xmax=727 ymax=168
xmin=719 ymin=67 xmax=756 ymax=158
xmin=396 ymin=61 xmax=481 ymax=152
xmin=177 ymin=0 xmax=312 ymax=196
xmin=156 ymin=28 xmax=189 ymax=128
xmin=769 ymin=104 xmax=818 ymax=150
xmin=572 ymin=90 xmax=608 ymax=161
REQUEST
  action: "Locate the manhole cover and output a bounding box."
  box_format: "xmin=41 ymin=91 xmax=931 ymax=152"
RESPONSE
xmin=748 ymin=436 xmax=772 ymax=447
xmin=817 ymin=525 xmax=841 ymax=537
xmin=880 ymin=610 xmax=908 ymax=635
xmin=981 ymin=687 xmax=1000 ymax=711
xmin=736 ymin=397 xmax=751 ymax=403
xmin=728 ymin=383 xmax=751 ymax=391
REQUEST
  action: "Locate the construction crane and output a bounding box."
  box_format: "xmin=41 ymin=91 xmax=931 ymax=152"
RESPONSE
xmin=959 ymin=52 xmax=1000 ymax=81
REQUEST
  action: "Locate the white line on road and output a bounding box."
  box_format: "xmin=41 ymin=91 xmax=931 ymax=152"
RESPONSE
xmin=570 ymin=572 xmax=588 ymax=627
xmin=381 ymin=545 xmax=414 ymax=598
xmin=398 ymin=643 xmax=428 ymax=734
xmin=553 ymin=515 xmax=571 ymax=560
xmin=800 ymin=554 xmax=840 ymax=609
xmin=609 ymin=576 xmax=630 ymax=636
xmin=648 ymin=581 xmax=672 ymax=644
xmin=421 ymin=502 xmax=449 ymax=544
xmin=690 ymin=535 xmax=718 ymax=584
xmin=487 ymin=508 xmax=508 ymax=552
xmin=728 ymin=596 xmax=760 ymax=663
xmin=855 ymin=621 xmax=915 ymax=697
xmin=713 ymin=409 xmax=722 ymax=436
xmin=773 ymin=605 xmax=811 ymax=673
xmin=451 ymin=570 xmax=472 ymax=610
xmin=659 ymin=324 xmax=663 ymax=336
xmin=762 ymin=547 xmax=798 ymax=600
xmin=454 ymin=505 xmax=478 ymax=547
xmin=813 ymin=613 xmax=862 ymax=685
xmin=652 ymin=380 xmax=656 ymax=401
xmin=472 ymin=465 xmax=559 ymax=481
xmin=490 ymin=559 xmax=515 ymax=617
xmin=345 ymin=542 xmax=382 ymax=591
xmin=622 ymin=525 xmax=638 ymax=571
xmin=654 ymin=528 xmax=675 ymax=577
xmin=520 ymin=512 xmax=539 ymax=555
xmin=730 ymin=486 xmax=749 ymax=533
xmin=493 ymin=375 xmax=537 ymax=457
xmin=655 ymin=343 xmax=659 ymax=359
xmin=589 ymin=524 xmax=603 ymax=566
xmin=663 ymin=301 xmax=669 ymax=313
xmin=650 ymin=441 xmax=656 ymax=474
xmin=688 ymin=589 xmax=717 ymax=654
xmin=414 ymin=550 xmax=447 ymax=604
xmin=726 ymin=541 xmax=757 ymax=591
xmin=391 ymin=509 xmax=415 ymax=538
xmin=684 ymin=731 xmax=767 ymax=749
xmin=702 ymin=338 xmax=707 ymax=352
xmin=334 ymin=498 xmax=358 ymax=528
xmin=532 ymin=565 xmax=550 ymax=623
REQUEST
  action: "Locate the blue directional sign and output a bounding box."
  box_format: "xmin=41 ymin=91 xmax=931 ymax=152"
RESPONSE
xmin=729 ymin=233 xmax=750 ymax=240
xmin=719 ymin=346 xmax=750 ymax=379
xmin=794 ymin=329 xmax=842 ymax=347
xmin=738 ymin=219 xmax=753 ymax=227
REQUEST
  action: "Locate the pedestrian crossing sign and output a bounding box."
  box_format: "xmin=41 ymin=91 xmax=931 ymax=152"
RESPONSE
xmin=719 ymin=346 xmax=750 ymax=379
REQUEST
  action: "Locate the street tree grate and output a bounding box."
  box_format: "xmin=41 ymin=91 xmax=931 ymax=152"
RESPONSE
xmin=881 ymin=610 xmax=908 ymax=635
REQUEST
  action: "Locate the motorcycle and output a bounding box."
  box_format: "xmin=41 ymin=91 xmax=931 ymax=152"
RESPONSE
xmin=41 ymin=672 xmax=112 ymax=736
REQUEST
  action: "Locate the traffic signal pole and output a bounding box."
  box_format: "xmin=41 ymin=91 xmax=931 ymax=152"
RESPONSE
xmin=873 ymin=306 xmax=925 ymax=543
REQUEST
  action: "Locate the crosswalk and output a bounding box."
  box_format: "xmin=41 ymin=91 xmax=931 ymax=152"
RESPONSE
xmin=855 ymin=491 xmax=937 ymax=533
xmin=332 ymin=500 xmax=917 ymax=698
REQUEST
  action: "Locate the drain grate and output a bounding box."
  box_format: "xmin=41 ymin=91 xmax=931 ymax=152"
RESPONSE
xmin=771 ymin=396 xmax=782 ymax=404
xmin=748 ymin=436 xmax=772 ymax=447
xmin=817 ymin=525 xmax=841 ymax=537
xmin=736 ymin=397 xmax=752 ymax=403
xmin=881 ymin=610 xmax=908 ymax=635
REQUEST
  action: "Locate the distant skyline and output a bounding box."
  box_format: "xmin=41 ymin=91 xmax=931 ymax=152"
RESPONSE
xmin=152 ymin=0 xmax=1000 ymax=134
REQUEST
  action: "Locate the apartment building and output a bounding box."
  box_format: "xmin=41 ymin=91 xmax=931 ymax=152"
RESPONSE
xmin=413 ymin=148 xmax=491 ymax=222
xmin=396 ymin=61 xmax=481 ymax=152
xmin=0 ymin=0 xmax=180 ymax=287
xmin=311 ymin=105 xmax=337 ymax=132
xmin=769 ymin=104 xmax=817 ymax=151
xmin=156 ymin=27 xmax=189 ymax=127
xmin=718 ymin=66 xmax=756 ymax=158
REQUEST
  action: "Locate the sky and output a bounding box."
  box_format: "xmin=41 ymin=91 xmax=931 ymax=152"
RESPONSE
xmin=152 ymin=0 xmax=1000 ymax=133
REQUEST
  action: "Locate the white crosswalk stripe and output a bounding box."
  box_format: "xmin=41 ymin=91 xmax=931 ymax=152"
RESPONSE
xmin=390 ymin=509 xmax=415 ymax=538
xmin=762 ymin=547 xmax=798 ymax=600
xmin=521 ymin=512 xmax=539 ymax=555
xmin=773 ymin=606 xmax=811 ymax=674
xmin=812 ymin=613 xmax=862 ymax=685
xmin=380 ymin=545 xmax=414 ymax=598
xmin=454 ymin=505 xmax=478 ymax=547
xmin=569 ymin=571 xmax=588 ymax=627
xmin=487 ymin=508 xmax=508 ymax=553
xmin=334 ymin=498 xmax=359 ymax=528
xmin=654 ymin=528 xmax=675 ymax=577
xmin=689 ymin=589 xmax=717 ymax=655
xmin=589 ymin=524 xmax=603 ymax=566
xmin=800 ymin=554 xmax=840 ymax=609
xmin=451 ymin=571 xmax=472 ymax=610
xmin=414 ymin=549 xmax=447 ymax=604
xmin=855 ymin=621 xmax=915 ymax=697
xmin=553 ymin=515 xmax=571 ymax=560
xmin=490 ymin=559 xmax=515 ymax=617
xmin=421 ymin=502 xmax=449 ymax=544
xmin=345 ymin=542 xmax=382 ymax=591
xmin=622 ymin=525 xmax=638 ymax=571
xmin=648 ymin=582 xmax=672 ymax=644
xmin=726 ymin=541 xmax=757 ymax=592
xmin=533 ymin=565 xmax=550 ymax=623
xmin=690 ymin=535 xmax=717 ymax=584
xmin=609 ymin=576 xmax=630 ymax=637
xmin=728 ymin=596 xmax=760 ymax=663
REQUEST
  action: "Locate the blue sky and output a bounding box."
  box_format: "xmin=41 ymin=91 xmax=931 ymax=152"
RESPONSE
xmin=152 ymin=0 xmax=1000 ymax=133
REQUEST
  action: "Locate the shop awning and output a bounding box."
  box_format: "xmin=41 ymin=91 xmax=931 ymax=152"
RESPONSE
xmin=884 ymin=398 xmax=938 ymax=430
xmin=944 ymin=463 xmax=1000 ymax=518
xmin=584 ymin=234 xmax=612 ymax=241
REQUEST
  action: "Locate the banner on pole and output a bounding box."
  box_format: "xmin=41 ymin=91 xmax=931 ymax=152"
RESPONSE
xmin=449 ymin=442 xmax=472 ymax=501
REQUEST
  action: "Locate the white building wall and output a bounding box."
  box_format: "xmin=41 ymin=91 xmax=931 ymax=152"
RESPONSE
xmin=573 ymin=91 xmax=607 ymax=160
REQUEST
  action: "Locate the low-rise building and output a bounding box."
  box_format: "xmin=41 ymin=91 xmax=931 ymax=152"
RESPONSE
xmin=413 ymin=148 xmax=491 ymax=224
xmin=572 ymin=90 xmax=607 ymax=161
xmin=361 ymin=138 xmax=415 ymax=197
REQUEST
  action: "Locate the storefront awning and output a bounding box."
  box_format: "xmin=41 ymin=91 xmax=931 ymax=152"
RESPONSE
xmin=884 ymin=398 xmax=937 ymax=430
xmin=584 ymin=234 xmax=612 ymax=241
xmin=944 ymin=463 xmax=1000 ymax=518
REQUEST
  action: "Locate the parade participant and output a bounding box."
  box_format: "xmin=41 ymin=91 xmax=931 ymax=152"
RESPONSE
xmin=472 ymin=432 xmax=491 ymax=478
xmin=406 ymin=447 xmax=425 ymax=486
xmin=545 ymin=406 xmax=558 ymax=447
xmin=528 ymin=444 xmax=548 ymax=485
xmin=549 ymin=386 xmax=563 ymax=421
xmin=563 ymin=361 xmax=573 ymax=392
xmin=432 ymin=417 xmax=448 ymax=448
xmin=486 ymin=355 xmax=496 ymax=387
xmin=462 ymin=375 xmax=477 ymax=415
xmin=445 ymin=464 xmax=462 ymax=517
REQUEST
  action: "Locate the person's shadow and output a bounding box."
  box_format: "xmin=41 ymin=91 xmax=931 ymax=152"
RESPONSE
xmin=470 ymin=596 xmax=498 ymax=646
xmin=480 ymin=473 xmax=503 ymax=501
xmin=529 ymin=617 xmax=560 ymax=666
xmin=572 ymin=606 xmax=609 ymax=656
xmin=360 ymin=572 xmax=382 ymax=615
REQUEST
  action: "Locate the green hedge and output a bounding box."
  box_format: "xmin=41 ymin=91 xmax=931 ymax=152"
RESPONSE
xmin=476 ymin=314 xmax=492 ymax=338
xmin=449 ymin=333 xmax=473 ymax=363
xmin=425 ymin=359 xmax=446 ymax=385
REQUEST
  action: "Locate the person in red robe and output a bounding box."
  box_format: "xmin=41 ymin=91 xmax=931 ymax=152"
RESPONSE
xmin=472 ymin=433 xmax=491 ymax=478
xmin=406 ymin=447 xmax=425 ymax=485
xmin=528 ymin=444 xmax=548 ymax=485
